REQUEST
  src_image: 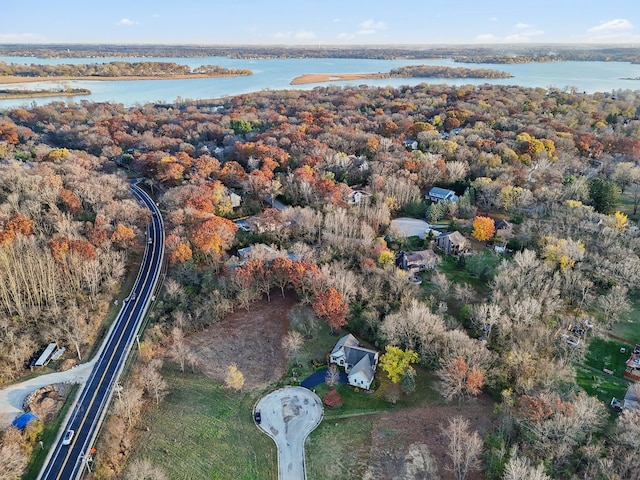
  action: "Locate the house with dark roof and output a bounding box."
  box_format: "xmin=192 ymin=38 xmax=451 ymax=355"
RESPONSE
xmin=329 ymin=334 xmax=379 ymax=390
xmin=494 ymin=219 xmax=513 ymax=239
xmin=426 ymin=187 xmax=458 ymax=203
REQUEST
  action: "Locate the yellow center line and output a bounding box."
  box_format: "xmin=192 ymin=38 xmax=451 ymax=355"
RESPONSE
xmin=52 ymin=193 xmax=159 ymax=480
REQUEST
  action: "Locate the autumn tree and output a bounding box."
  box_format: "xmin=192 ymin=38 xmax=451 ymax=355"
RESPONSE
xmin=190 ymin=215 xmax=237 ymax=259
xmin=111 ymin=223 xmax=136 ymax=247
xmin=437 ymin=356 xmax=484 ymax=407
xmin=379 ymin=345 xmax=420 ymax=384
xmin=312 ymin=287 xmax=347 ymax=334
xmin=225 ymin=363 xmax=245 ymax=392
xmin=471 ymin=216 xmax=495 ymax=241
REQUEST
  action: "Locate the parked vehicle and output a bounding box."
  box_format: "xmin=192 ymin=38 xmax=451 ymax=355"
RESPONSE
xmin=254 ymin=410 xmax=261 ymax=424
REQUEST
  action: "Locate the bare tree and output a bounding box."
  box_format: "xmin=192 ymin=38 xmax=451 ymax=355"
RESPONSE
xmin=502 ymin=448 xmax=550 ymax=480
xmin=325 ymin=364 xmax=340 ymax=389
xmin=169 ymin=327 xmax=189 ymax=372
xmin=282 ymin=330 xmax=304 ymax=365
xmin=124 ymin=459 xmax=168 ymax=480
xmin=139 ymin=361 xmax=168 ymax=404
xmin=114 ymin=385 xmax=144 ymax=427
xmin=442 ymin=416 xmax=483 ymax=480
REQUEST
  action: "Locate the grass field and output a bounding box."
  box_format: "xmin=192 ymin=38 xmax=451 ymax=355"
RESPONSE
xmin=584 ymin=337 xmax=633 ymax=377
xmin=575 ymin=366 xmax=630 ymax=405
xmin=615 ymin=293 xmax=640 ymax=344
xmin=132 ymin=369 xmax=277 ymax=480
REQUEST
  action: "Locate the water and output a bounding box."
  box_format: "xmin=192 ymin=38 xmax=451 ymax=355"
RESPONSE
xmin=1 ymin=56 xmax=640 ymax=109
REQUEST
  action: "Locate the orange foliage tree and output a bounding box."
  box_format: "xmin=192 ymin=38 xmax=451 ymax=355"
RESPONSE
xmin=471 ymin=216 xmax=495 ymax=241
xmin=111 ymin=223 xmax=136 ymax=247
xmin=59 ymin=188 xmax=82 ymax=215
xmin=437 ymin=356 xmax=485 ymax=407
xmin=0 ymin=213 xmax=34 ymax=244
xmin=312 ymin=287 xmax=348 ymax=334
xmin=170 ymin=242 xmax=193 ymax=264
xmin=189 ymin=216 xmax=237 ymax=259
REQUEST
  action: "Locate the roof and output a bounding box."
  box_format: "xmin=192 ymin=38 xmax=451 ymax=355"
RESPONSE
xmin=330 ymin=334 xmax=359 ymax=356
xmin=406 ymin=249 xmax=437 ymax=264
xmin=439 ymin=231 xmax=467 ymax=245
xmin=237 ymin=243 xmax=279 ymax=260
xmin=349 ymin=354 xmax=375 ymax=383
xmin=344 ymin=346 xmax=377 ymax=369
xmin=494 ymin=219 xmax=511 ymax=230
xmin=428 ymin=187 xmax=455 ymax=198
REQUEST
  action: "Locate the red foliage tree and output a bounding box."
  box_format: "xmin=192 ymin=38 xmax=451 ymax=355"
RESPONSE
xmin=189 ymin=215 xmax=237 ymax=258
xmin=312 ymin=288 xmax=348 ymax=334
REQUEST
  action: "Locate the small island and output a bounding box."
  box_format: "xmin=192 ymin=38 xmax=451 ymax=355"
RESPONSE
xmin=0 ymin=87 xmax=91 ymax=99
xmin=0 ymin=61 xmax=252 ymax=83
xmin=290 ymin=64 xmax=512 ymax=85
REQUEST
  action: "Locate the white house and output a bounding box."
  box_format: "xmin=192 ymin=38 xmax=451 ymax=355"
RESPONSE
xmin=329 ymin=334 xmax=379 ymax=390
xmin=426 ymin=187 xmax=458 ymax=203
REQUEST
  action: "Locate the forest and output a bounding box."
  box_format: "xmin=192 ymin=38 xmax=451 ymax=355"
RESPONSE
xmin=0 ymin=61 xmax=252 ymax=78
xmin=0 ymin=80 xmax=640 ymax=479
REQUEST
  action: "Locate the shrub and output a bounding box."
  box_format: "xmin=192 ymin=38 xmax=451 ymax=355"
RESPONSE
xmin=324 ymin=389 xmax=343 ymax=408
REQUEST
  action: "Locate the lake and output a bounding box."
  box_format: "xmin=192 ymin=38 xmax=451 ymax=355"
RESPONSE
xmin=1 ymin=55 xmax=640 ymax=109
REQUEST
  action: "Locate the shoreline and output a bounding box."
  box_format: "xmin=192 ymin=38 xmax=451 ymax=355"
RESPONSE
xmin=0 ymin=72 xmax=251 ymax=85
xmin=291 ymin=73 xmax=386 ymax=85
xmin=0 ymin=90 xmax=91 ymax=100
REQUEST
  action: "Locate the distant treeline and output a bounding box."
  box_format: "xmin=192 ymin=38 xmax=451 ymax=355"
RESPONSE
xmin=389 ymin=65 xmax=512 ymax=79
xmin=0 ymin=87 xmax=91 ymax=98
xmin=1 ymin=44 xmax=640 ymax=63
xmin=0 ymin=61 xmax=252 ymax=77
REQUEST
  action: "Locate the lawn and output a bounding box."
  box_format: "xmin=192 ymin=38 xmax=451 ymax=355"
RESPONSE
xmin=584 ymin=337 xmax=633 ymax=377
xmin=131 ymin=368 xmax=277 ymax=480
xmin=614 ymin=292 xmax=640 ymax=343
xmin=576 ymin=366 xmax=630 ymax=405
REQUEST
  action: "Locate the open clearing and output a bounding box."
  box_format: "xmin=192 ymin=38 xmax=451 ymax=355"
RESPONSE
xmin=186 ymin=294 xmax=295 ymax=390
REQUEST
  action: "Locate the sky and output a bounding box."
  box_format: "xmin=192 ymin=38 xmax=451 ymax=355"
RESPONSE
xmin=2 ymin=0 xmax=640 ymax=45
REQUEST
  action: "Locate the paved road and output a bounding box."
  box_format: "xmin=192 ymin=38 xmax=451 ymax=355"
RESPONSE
xmin=255 ymin=386 xmax=323 ymax=480
xmin=38 ymin=182 xmax=164 ymax=480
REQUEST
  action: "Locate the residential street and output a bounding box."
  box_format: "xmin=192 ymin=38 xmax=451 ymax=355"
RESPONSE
xmin=255 ymin=386 xmax=323 ymax=480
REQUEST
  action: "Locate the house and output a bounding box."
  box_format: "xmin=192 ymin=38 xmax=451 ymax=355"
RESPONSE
xmin=426 ymin=187 xmax=458 ymax=203
xmin=494 ymin=219 xmax=513 ymax=239
xmin=329 ymin=334 xmax=379 ymax=390
xmin=237 ymin=243 xmax=279 ymax=261
xmin=348 ymin=189 xmax=372 ymax=205
xmin=403 ymin=139 xmax=419 ymax=150
xmin=395 ymin=249 xmax=437 ymax=273
xmin=624 ymin=345 xmax=640 ymax=382
xmin=434 ymin=231 xmax=468 ymax=255
xmin=224 ymin=188 xmax=242 ymax=209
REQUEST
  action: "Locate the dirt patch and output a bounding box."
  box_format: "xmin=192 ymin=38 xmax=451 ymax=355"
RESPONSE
xmin=364 ymin=394 xmax=497 ymax=480
xmin=186 ymin=293 xmax=296 ymax=390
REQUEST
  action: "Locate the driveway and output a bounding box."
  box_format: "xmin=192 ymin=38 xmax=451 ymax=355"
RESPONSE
xmin=390 ymin=217 xmax=430 ymax=238
xmin=0 ymin=360 xmax=96 ymax=427
xmin=254 ymin=386 xmax=323 ymax=480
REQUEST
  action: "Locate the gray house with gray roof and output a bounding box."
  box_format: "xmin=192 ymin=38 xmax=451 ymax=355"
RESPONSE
xmin=329 ymin=334 xmax=379 ymax=390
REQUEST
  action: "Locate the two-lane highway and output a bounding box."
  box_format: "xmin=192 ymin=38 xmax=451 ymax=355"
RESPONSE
xmin=39 ymin=182 xmax=165 ymax=480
